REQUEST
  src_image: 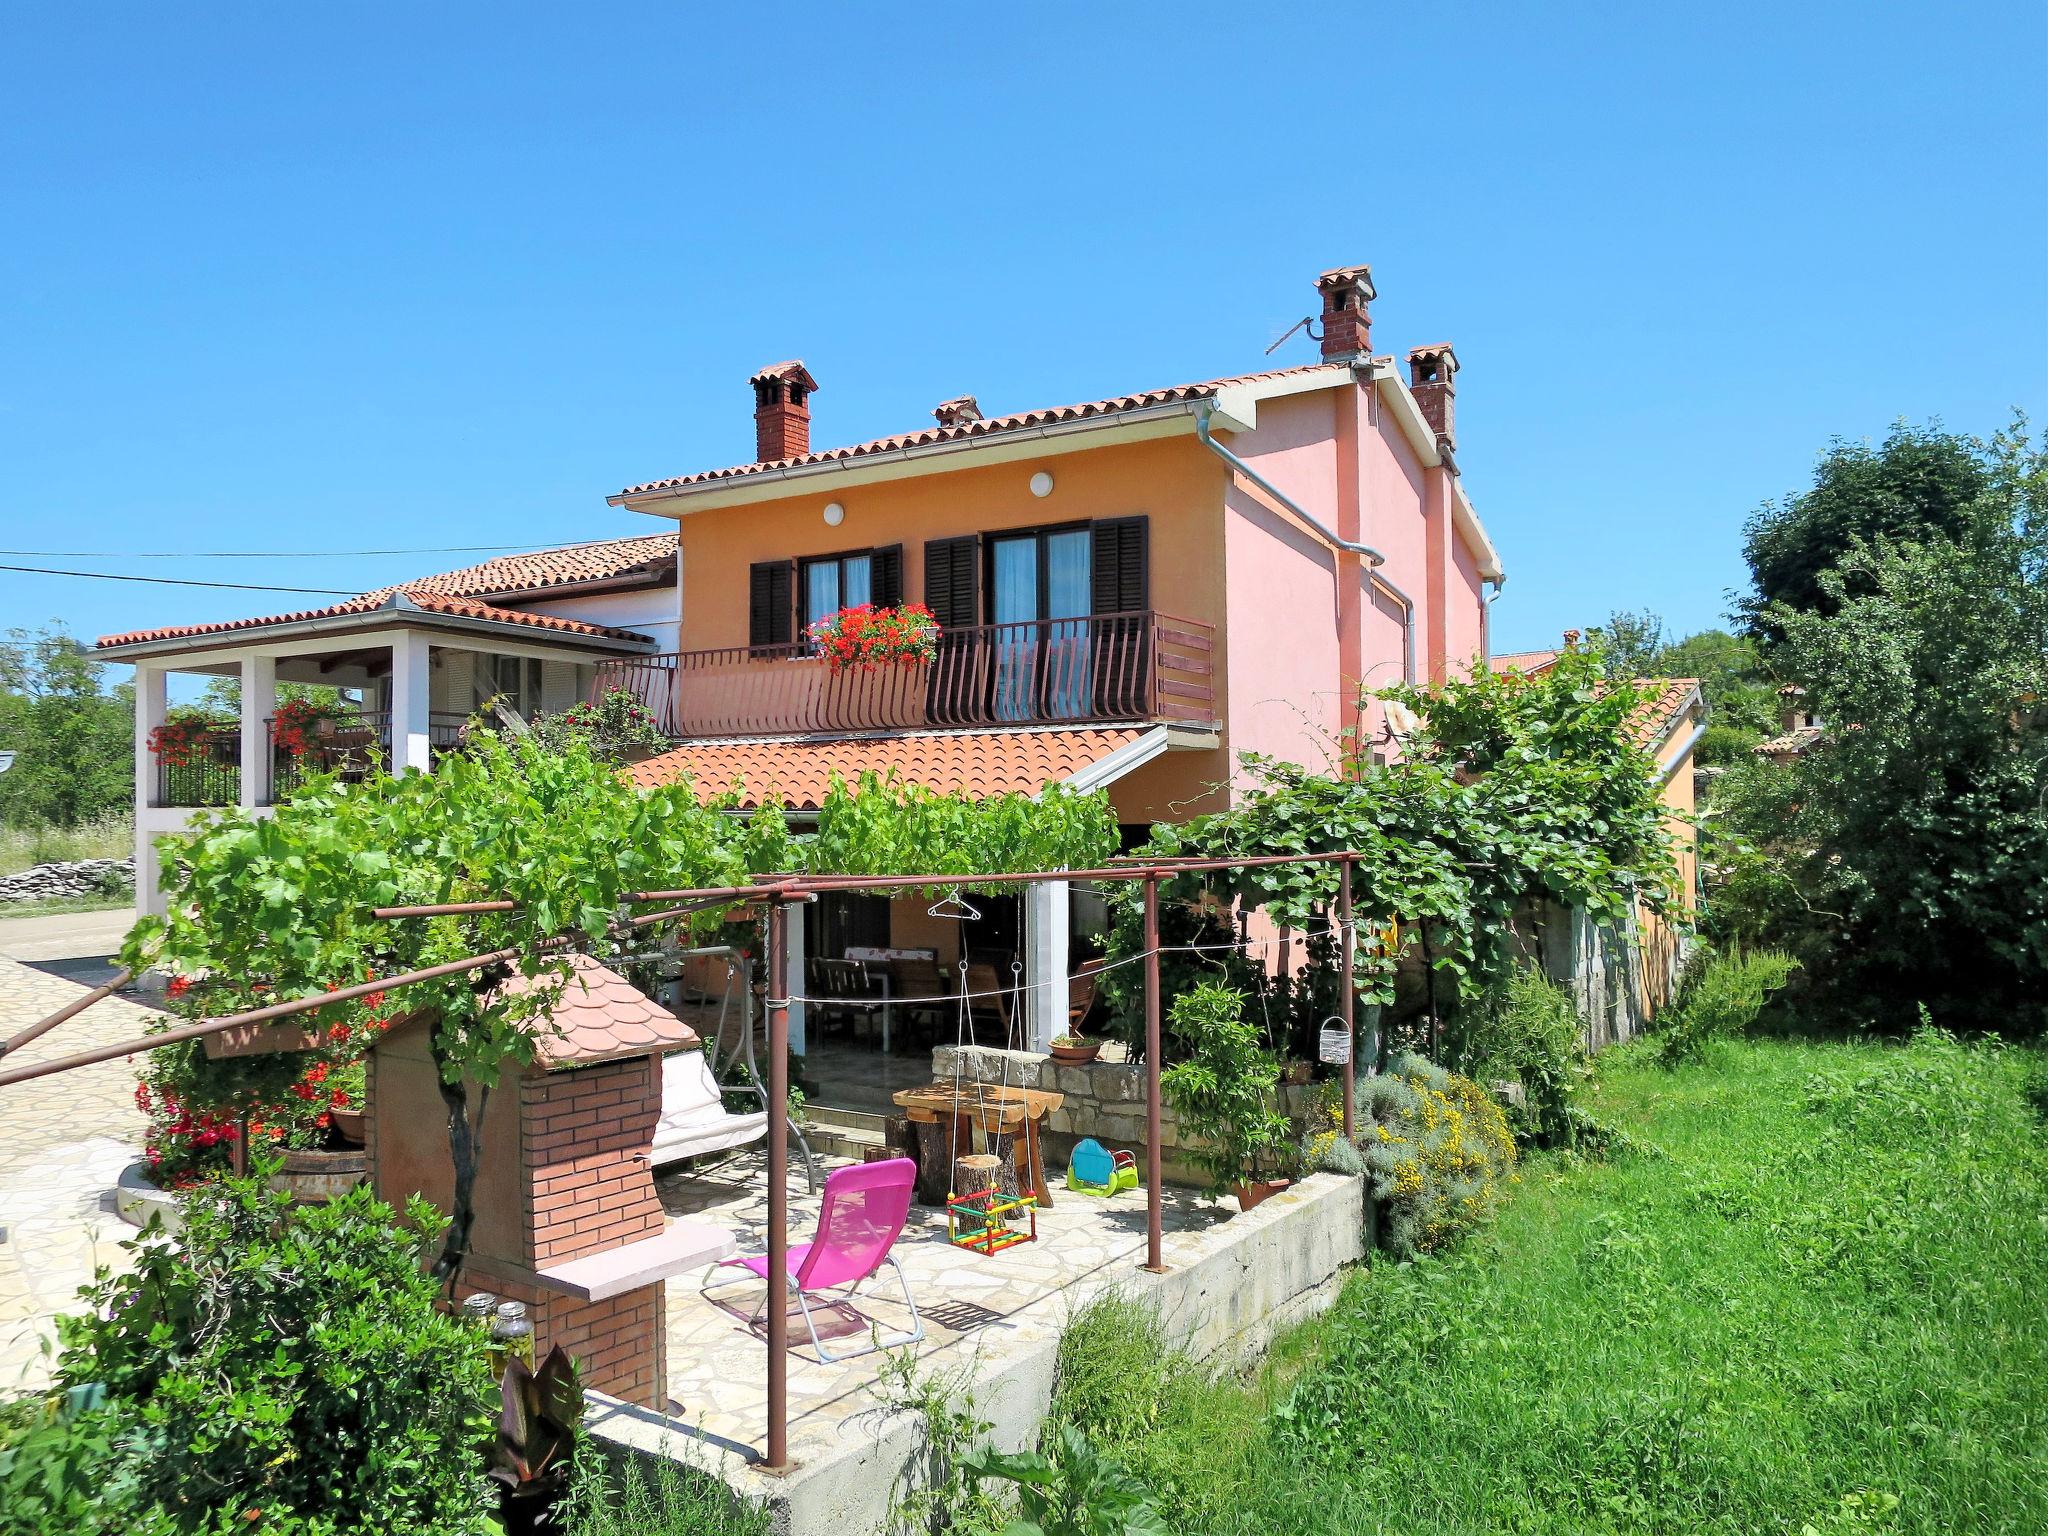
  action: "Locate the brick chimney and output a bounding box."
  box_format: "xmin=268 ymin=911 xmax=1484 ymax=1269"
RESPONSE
xmin=1314 ymin=265 xmax=1375 ymax=361
xmin=751 ymin=360 xmax=818 ymax=463
xmin=933 ymin=395 xmax=982 ymax=428
xmin=1407 ymin=343 xmax=1459 ymax=449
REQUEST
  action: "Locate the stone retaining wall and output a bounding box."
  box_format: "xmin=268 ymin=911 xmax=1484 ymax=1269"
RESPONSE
xmin=0 ymin=857 xmax=134 ymax=904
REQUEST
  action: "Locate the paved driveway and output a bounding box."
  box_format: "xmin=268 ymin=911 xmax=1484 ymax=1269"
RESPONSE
xmin=0 ymin=907 xmax=153 ymax=1394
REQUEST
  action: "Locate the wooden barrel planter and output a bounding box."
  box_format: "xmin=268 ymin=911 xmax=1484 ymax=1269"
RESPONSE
xmin=269 ymin=1145 xmax=367 ymax=1203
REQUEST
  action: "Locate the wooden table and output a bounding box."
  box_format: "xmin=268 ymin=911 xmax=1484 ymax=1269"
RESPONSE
xmin=892 ymin=1083 xmax=1065 ymax=1209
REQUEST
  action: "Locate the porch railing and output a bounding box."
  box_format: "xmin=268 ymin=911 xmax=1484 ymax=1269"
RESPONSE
xmin=154 ymin=726 xmax=242 ymax=808
xmin=267 ymin=710 xmax=470 ymax=801
xmin=589 ymin=610 xmax=1216 ymax=739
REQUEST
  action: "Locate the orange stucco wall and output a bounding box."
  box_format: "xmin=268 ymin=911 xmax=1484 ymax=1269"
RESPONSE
xmin=671 ymin=435 xmax=1231 ymax=655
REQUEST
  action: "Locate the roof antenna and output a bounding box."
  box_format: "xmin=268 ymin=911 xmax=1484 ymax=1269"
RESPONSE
xmin=1265 ymin=316 xmax=1321 ymax=356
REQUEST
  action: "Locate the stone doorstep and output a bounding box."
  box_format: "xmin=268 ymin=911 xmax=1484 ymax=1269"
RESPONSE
xmin=592 ymin=1172 xmax=1368 ymax=1536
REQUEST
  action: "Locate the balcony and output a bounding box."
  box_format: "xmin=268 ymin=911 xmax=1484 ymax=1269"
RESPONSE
xmin=590 ymin=610 xmax=1216 ymax=740
xmin=153 ymin=711 xmax=471 ymax=808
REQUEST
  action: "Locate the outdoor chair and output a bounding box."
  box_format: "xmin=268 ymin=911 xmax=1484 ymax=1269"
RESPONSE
xmin=706 ymin=1157 xmax=925 ymax=1363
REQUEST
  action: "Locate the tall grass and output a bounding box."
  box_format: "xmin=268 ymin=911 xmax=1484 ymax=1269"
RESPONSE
xmin=0 ymin=814 xmax=132 ymax=875
xmin=1040 ymin=1033 xmax=2048 ymax=1535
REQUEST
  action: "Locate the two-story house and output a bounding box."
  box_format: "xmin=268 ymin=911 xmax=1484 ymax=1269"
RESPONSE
xmin=98 ymin=262 xmax=1535 ymax=1100
xmin=598 ymin=264 xmax=1506 ymax=1073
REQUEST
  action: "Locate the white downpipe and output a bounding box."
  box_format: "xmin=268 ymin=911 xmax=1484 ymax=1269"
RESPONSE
xmin=1194 ymin=402 xmax=1417 ymax=684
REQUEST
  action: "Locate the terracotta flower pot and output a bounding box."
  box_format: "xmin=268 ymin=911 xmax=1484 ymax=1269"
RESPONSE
xmin=1048 ymin=1040 xmax=1102 ymax=1066
xmin=1233 ymin=1177 xmax=1293 ymax=1212
xmin=330 ymin=1108 xmax=366 ymax=1146
xmin=268 ymin=1144 xmax=366 ymax=1204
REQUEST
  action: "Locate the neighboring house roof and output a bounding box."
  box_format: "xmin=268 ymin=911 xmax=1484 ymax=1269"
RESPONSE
xmin=624 ymin=726 xmax=1152 ymax=811
xmin=614 ymin=364 xmax=1337 ymax=496
xmin=1489 ymin=648 xmax=1560 ymax=675
xmin=491 ymin=954 xmax=700 ymax=1068
xmin=1755 ymin=725 xmax=1824 ymax=761
xmin=1628 ymin=677 xmax=1703 ymax=751
xmin=95 ymin=533 xmax=675 ymax=655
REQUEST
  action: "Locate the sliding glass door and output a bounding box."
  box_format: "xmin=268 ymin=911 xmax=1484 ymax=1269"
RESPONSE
xmin=991 ymin=528 xmax=1092 ymax=720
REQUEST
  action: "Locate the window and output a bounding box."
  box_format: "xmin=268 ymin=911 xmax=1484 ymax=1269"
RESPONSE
xmin=487 ymin=656 xmax=542 ymax=716
xmin=801 ymin=551 xmax=873 ymax=629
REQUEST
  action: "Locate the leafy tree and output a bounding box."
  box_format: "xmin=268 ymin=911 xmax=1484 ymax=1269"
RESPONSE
xmin=1738 ymin=421 xmax=1989 ymax=642
xmin=197 ymin=675 xmax=359 ymax=716
xmin=1651 ymin=628 xmax=1781 ymax=740
xmin=1718 ymin=420 xmax=2047 ymax=1028
xmin=1589 ymin=607 xmax=1665 ymax=679
xmin=0 ymin=625 xmax=132 ymax=829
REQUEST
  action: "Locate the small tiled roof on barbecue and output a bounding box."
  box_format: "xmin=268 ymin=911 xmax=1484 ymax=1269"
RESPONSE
xmin=494 ymin=954 xmax=700 ymax=1068
xmin=615 ymin=363 xmax=1337 ymax=497
xmin=623 ymin=726 xmax=1148 ymax=810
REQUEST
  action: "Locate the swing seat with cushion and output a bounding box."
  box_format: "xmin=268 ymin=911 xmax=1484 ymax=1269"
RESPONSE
xmin=1065 ymin=1137 xmax=1139 ymax=1197
xmin=706 ymin=1158 xmax=925 ymax=1363
xmin=649 ymin=1047 xmax=770 ymax=1167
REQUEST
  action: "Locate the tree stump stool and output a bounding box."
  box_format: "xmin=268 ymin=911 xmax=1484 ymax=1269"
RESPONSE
xmin=956 ymin=1153 xmax=1002 ymax=1198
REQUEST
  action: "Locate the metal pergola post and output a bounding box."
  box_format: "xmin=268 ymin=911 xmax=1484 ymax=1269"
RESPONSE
xmin=763 ymin=894 xmax=792 ymax=1472
xmin=1142 ymin=873 xmax=1165 ymax=1274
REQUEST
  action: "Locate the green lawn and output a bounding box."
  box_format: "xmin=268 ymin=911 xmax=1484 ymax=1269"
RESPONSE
xmin=1048 ymin=1033 xmax=2048 ymax=1535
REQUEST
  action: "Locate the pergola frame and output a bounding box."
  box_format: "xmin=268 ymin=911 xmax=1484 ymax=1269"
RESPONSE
xmin=0 ymin=850 xmax=1364 ymax=1474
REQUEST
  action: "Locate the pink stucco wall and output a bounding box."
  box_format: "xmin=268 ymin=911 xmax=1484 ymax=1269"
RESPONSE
xmin=1446 ymin=526 xmax=1487 ymax=679
xmin=1223 ymin=391 xmax=1347 ymax=780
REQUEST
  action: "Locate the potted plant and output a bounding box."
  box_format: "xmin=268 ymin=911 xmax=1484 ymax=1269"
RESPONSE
xmin=1160 ymin=983 xmax=1298 ymax=1210
xmin=490 ymin=1346 xmax=584 ymax=1535
xmin=1048 ymin=1031 xmax=1102 ymax=1066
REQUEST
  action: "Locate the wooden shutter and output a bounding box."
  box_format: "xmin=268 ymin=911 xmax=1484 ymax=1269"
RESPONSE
xmin=871 ymin=544 xmax=904 ymax=609
xmin=748 ymin=559 xmax=794 ymax=647
xmin=922 ymin=535 xmax=980 ymax=627
xmin=1090 ymin=516 xmax=1149 ymax=614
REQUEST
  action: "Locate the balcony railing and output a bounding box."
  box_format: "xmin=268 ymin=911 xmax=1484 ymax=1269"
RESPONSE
xmin=154 ymin=726 xmax=243 ymax=808
xmin=590 ymin=610 xmax=1217 ymax=739
xmin=269 ymin=710 xmax=469 ymax=800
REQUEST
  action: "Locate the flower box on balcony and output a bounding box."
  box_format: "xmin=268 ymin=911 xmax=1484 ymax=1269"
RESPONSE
xmin=806 ymin=603 xmax=940 ymax=673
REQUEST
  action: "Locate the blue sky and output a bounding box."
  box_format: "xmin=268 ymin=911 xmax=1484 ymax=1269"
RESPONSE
xmin=2 ymin=2 xmax=2043 ymax=664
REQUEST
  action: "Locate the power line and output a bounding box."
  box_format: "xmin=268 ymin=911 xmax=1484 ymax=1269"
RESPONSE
xmin=0 ymin=564 xmax=356 ymax=596
xmin=0 ymin=541 xmax=598 ymax=560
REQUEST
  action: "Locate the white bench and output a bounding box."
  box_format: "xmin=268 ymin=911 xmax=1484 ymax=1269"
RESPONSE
xmin=649 ymin=1048 xmax=769 ymax=1168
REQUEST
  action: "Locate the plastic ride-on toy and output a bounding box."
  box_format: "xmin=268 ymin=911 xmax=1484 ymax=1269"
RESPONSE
xmin=1065 ymin=1137 xmax=1139 ymax=1197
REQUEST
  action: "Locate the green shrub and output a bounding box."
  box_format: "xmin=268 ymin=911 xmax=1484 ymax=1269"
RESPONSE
xmin=0 ymin=1387 xmax=161 ymax=1536
xmin=1653 ymin=946 xmax=1798 ymax=1063
xmin=53 ymin=1169 xmax=496 ymax=1535
xmin=1692 ymin=722 xmax=1765 ymax=766
xmin=561 ymin=1449 xmax=770 ymax=1536
xmin=961 ymin=1425 xmax=1168 ymax=1536
xmin=1357 ymin=1053 xmax=1518 ymax=1259
xmin=1159 ymin=984 xmax=1296 ymax=1194
xmin=531 ymin=687 xmax=673 ymax=764
xmin=1443 ymin=965 xmax=1588 ymax=1148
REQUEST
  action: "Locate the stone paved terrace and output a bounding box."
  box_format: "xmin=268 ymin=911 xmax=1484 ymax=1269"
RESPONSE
xmin=653 ymin=1147 xmax=1230 ymax=1464
xmin=0 ymin=910 xmax=155 ymax=1394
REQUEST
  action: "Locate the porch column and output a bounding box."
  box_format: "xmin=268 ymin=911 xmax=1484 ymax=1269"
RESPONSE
xmin=238 ymin=653 xmax=275 ymax=808
xmin=1025 ymin=878 xmax=1070 ymax=1052
xmin=783 ymin=901 xmax=807 ymax=1057
xmin=133 ymin=663 xmax=166 ymax=916
xmin=389 ymin=633 xmax=432 ymax=771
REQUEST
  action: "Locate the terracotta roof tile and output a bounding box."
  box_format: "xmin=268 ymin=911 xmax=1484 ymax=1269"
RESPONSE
xmin=1488 ymin=648 xmax=1560 ymax=675
xmin=496 ymin=954 xmax=700 ymax=1068
xmin=1627 ymin=678 xmax=1701 ymax=749
xmin=95 ymin=535 xmax=674 ymax=651
xmin=616 ymin=364 xmax=1337 ymax=497
xmin=623 ymin=726 xmax=1147 ymax=810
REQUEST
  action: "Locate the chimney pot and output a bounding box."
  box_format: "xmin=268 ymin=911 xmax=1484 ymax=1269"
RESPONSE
xmin=750 ymin=360 xmax=819 ymax=463
xmin=1406 ymin=343 xmax=1459 ymax=450
xmin=1314 ymin=264 xmax=1375 ymax=361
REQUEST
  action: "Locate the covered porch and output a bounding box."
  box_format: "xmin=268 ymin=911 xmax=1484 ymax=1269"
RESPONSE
xmin=100 ymin=598 xmax=657 ymax=914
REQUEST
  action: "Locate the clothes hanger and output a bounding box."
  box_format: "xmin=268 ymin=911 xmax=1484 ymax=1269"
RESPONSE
xmin=926 ymin=886 xmax=982 ymax=921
